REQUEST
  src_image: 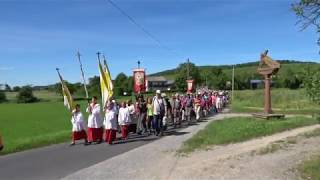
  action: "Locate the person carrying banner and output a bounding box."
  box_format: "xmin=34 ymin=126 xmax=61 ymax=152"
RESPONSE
xmin=104 ymin=102 xmax=117 ymax=145
xmin=194 ymin=93 xmax=202 ymax=121
xmin=86 ymin=96 xmax=103 ymax=144
xmin=70 ymin=104 xmax=88 ymax=146
xmin=185 ymin=93 xmax=194 ymax=124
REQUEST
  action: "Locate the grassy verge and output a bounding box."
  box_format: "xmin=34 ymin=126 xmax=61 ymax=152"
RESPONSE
xmin=299 ymin=155 xmax=320 ymax=180
xmin=231 ymin=88 xmax=320 ymax=114
xmin=179 ymin=116 xmax=318 ymax=153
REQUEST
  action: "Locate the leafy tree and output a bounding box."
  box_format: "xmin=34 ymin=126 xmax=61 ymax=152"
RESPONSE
xmin=88 ymin=76 xmax=101 ymax=98
xmin=303 ymin=67 xmax=320 ymax=104
xmin=17 ymin=86 xmax=38 ymax=103
xmin=293 ymin=0 xmax=320 ymax=46
xmin=175 ymin=62 xmax=201 ymax=91
xmin=114 ymin=73 xmax=128 ymax=96
xmin=0 ymin=91 xmax=7 ymax=103
xmin=126 ymin=76 xmax=134 ymax=93
xmin=5 ymin=84 xmax=11 ymax=92
xmin=12 ymin=86 xmax=21 ymax=92
xmin=50 ymin=81 xmax=78 ymax=95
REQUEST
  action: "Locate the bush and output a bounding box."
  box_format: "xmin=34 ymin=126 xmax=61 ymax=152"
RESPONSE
xmin=0 ymin=91 xmax=7 ymax=103
xmin=16 ymin=86 xmax=38 ymax=103
xmin=304 ymin=69 xmax=320 ymax=104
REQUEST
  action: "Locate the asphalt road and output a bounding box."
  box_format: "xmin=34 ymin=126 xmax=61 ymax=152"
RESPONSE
xmin=0 ymin=121 xmax=199 ymax=180
xmin=0 ymin=133 xmax=158 ymax=180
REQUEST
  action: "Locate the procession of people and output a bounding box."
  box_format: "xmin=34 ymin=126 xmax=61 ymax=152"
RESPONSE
xmin=70 ymin=89 xmax=229 ymax=146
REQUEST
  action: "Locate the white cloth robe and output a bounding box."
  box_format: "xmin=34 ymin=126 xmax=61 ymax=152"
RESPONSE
xmin=86 ymin=103 xmax=103 ymax=128
xmin=71 ymin=112 xmax=86 ymax=132
xmin=118 ymin=107 xmax=131 ymax=126
xmin=104 ymin=109 xmax=117 ymax=130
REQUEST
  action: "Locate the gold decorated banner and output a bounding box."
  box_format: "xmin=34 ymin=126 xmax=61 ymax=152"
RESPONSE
xmin=57 ymin=70 xmax=75 ymax=111
xmin=98 ymin=61 xmax=113 ymax=108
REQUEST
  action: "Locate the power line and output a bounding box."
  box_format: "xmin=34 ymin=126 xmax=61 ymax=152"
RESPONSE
xmin=104 ymin=0 xmax=179 ymax=55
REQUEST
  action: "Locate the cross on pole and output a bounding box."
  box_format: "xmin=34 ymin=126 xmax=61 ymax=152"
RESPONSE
xmin=76 ymin=51 xmax=89 ymax=100
xmin=97 ymin=52 xmax=101 ymax=61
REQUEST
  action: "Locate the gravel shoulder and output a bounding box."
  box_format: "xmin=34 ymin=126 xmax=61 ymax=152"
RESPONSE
xmin=63 ymin=113 xmax=320 ymax=180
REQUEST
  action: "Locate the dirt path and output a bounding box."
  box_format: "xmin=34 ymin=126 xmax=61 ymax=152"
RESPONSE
xmin=169 ymin=125 xmax=320 ymax=180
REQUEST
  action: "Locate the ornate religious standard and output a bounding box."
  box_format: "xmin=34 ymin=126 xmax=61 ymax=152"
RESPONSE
xmin=133 ymin=61 xmax=147 ymax=94
xmin=253 ymin=50 xmax=285 ymax=119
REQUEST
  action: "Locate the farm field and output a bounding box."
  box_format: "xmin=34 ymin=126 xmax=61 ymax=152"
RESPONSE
xmin=0 ymin=90 xmax=140 ymax=155
xmin=0 ymin=101 xmax=87 ymax=155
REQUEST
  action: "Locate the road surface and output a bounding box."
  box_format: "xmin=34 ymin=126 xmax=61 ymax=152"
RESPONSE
xmin=0 ymin=133 xmax=157 ymax=180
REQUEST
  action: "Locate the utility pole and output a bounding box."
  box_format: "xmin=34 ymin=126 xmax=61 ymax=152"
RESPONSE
xmin=206 ymin=75 xmax=208 ymax=87
xmin=187 ymin=58 xmax=190 ymax=80
xmin=76 ymin=51 xmax=89 ymax=100
xmin=232 ymin=65 xmax=235 ymax=102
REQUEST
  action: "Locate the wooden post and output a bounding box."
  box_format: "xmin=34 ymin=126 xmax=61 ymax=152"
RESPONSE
xmin=264 ymin=74 xmax=272 ymax=114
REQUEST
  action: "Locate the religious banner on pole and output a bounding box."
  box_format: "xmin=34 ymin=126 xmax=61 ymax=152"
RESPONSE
xmin=133 ymin=68 xmax=146 ymax=93
xmin=186 ymin=79 xmax=194 ymax=94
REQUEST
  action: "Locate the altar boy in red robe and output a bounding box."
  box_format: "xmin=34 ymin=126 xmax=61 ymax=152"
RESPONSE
xmin=86 ymin=96 xmax=103 ymax=144
xmin=70 ymin=104 xmax=88 ymax=146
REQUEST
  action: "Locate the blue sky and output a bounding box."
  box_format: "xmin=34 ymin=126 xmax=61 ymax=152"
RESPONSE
xmin=0 ymin=0 xmax=318 ymax=86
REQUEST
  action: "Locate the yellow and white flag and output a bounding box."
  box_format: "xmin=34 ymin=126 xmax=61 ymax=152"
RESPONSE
xmin=98 ymin=60 xmax=113 ymax=108
xmin=104 ymin=60 xmax=114 ymax=93
xmin=57 ymin=69 xmax=75 ymax=111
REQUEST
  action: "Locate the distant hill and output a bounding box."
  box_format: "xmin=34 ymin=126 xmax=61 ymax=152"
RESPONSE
xmin=149 ymin=60 xmax=319 ymax=80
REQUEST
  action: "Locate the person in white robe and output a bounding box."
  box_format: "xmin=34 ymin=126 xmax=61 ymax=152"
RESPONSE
xmin=86 ymin=96 xmax=103 ymax=144
xmin=118 ymin=102 xmax=131 ymax=140
xmin=104 ymin=102 xmax=117 ymax=144
xmin=70 ymin=104 xmax=88 ymax=146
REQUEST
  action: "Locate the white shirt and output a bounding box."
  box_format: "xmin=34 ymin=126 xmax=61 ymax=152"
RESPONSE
xmin=86 ymin=103 xmax=103 ymax=128
xmin=71 ymin=112 xmax=86 ymax=132
xmin=128 ymin=104 xmax=135 ymax=115
xmin=153 ymin=96 xmax=164 ymax=115
xmin=118 ymin=107 xmax=131 ymax=125
xmin=104 ymin=109 xmax=117 ymax=130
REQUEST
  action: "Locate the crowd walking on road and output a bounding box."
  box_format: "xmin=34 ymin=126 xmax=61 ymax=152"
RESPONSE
xmin=70 ymin=89 xmax=230 ymax=146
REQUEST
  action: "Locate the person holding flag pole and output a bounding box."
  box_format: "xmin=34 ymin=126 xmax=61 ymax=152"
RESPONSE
xmin=86 ymin=95 xmax=103 ymax=144
xmin=56 ymin=68 xmax=88 ymax=146
xmin=97 ymin=52 xmax=116 ymax=144
xmin=76 ymin=51 xmax=89 ymax=102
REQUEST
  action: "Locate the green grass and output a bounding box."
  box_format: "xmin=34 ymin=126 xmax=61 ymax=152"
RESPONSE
xmin=0 ymin=100 xmax=90 ymax=155
xmin=0 ymin=91 xmax=151 ymax=155
xmin=231 ymin=88 xmax=320 ymax=114
xmin=5 ymin=90 xmax=62 ymax=102
xmin=299 ymin=155 xmax=320 ymax=180
xmin=179 ymin=116 xmax=319 ymax=153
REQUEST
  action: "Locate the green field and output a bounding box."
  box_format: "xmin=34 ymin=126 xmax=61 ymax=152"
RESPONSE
xmin=231 ymin=88 xmax=320 ymax=114
xmin=0 ymin=90 xmax=141 ymax=155
xmin=5 ymin=90 xmax=62 ymax=102
xmin=0 ymin=101 xmax=89 ymax=155
xmin=179 ymin=116 xmax=319 ymax=153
